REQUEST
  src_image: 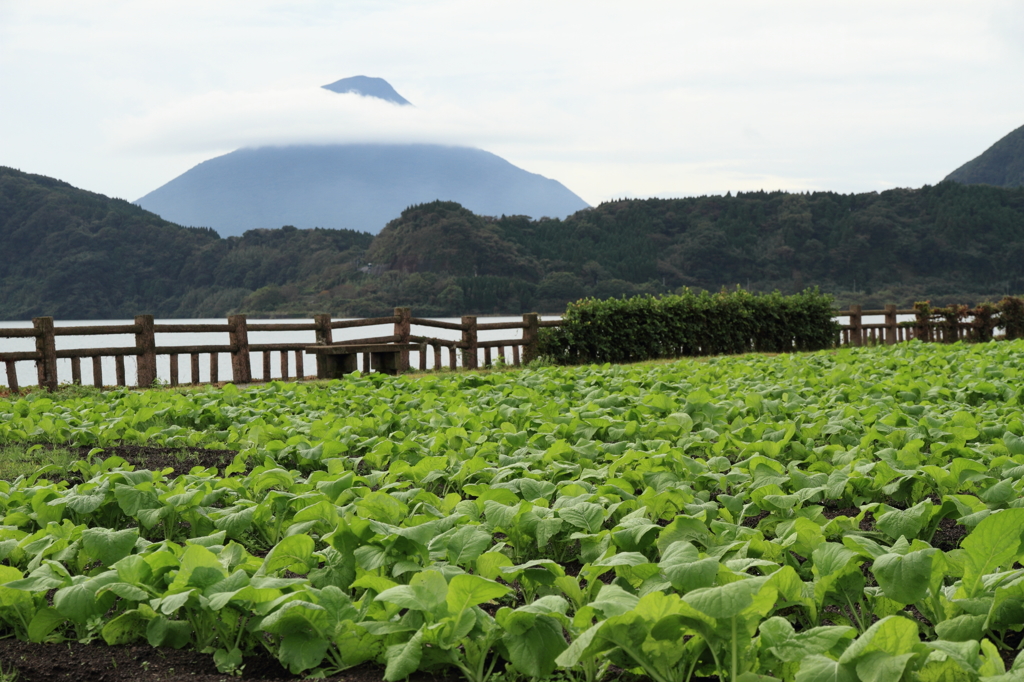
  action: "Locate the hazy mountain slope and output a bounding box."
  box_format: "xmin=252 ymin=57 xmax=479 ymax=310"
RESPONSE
xmin=135 ymin=144 xmax=591 ymax=237
xmin=945 ymin=123 xmax=1024 ymax=188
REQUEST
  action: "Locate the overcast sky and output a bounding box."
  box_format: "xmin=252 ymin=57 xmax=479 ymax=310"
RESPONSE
xmin=2 ymin=0 xmax=1023 ymax=207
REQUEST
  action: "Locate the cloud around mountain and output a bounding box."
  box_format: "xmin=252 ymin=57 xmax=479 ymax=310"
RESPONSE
xmin=112 ymin=79 xmax=564 ymax=157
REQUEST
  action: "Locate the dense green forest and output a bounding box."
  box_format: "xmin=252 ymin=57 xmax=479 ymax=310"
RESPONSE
xmin=2 ymin=165 xmax=1024 ymax=319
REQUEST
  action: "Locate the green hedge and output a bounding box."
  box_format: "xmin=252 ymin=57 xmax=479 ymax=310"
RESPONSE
xmin=537 ymin=288 xmax=840 ymax=364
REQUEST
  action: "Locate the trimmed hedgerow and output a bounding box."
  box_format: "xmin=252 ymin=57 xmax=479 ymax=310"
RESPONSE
xmin=537 ymin=288 xmax=840 ymax=364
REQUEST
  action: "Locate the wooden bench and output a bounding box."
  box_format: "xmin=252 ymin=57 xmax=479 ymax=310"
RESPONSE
xmin=305 ymin=343 xmax=421 ymax=377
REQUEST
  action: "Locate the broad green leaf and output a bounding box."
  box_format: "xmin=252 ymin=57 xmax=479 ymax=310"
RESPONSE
xmin=876 ymin=501 xmax=932 ymax=541
xmin=559 ymin=503 xmax=606 ymax=533
xmin=684 ymin=578 xmax=758 ymax=618
xmin=384 ymin=629 xmax=423 ymax=682
xmin=555 ymin=623 xmax=604 ymax=667
xmin=27 ymin=606 xmax=65 ymax=643
xmin=258 ymin=534 xmax=315 ymax=576
xmin=446 ymin=574 xmax=510 ymax=615
xmin=1004 ymin=433 xmax=1024 ymax=457
xmin=759 ymin=617 xmax=855 ymax=662
xmin=935 ymin=614 xmax=987 ymax=642
xmin=113 ymin=554 xmax=153 ymax=586
xmin=82 ymin=527 xmax=138 ymax=567
xmin=500 ymin=613 xmax=567 ymax=678
xmin=812 ymin=542 xmax=859 ymax=577
xmin=871 ymin=549 xmax=936 ymax=604
xmin=278 ymin=632 xmax=329 ymax=675
xmin=657 ymin=515 xmax=708 ymax=550
xmin=795 ymin=654 xmax=858 ymax=682
xmin=101 ymin=608 xmax=148 ymax=645
xmin=855 ymin=651 xmax=916 ymax=682
xmin=53 ymin=573 xmax=118 ymax=623
xmin=113 ymin=484 xmax=159 ymax=516
xmin=590 ymin=584 xmax=640 ymax=617
xmin=146 ymin=616 xmax=192 ymax=649
xmin=214 ymin=647 xmax=244 ymax=675
xmin=476 ymin=551 xmax=514 ymax=580
xmin=445 ymin=525 xmax=492 ymax=566
xmin=213 ymin=505 xmax=255 ymax=537
xmin=660 ymin=541 xmax=720 ymax=593
xmin=961 ymin=508 xmax=1024 ymax=597
xmin=356 ymin=491 xmax=409 ymax=526
xmin=377 ymin=570 xmax=448 ymax=614
xmin=839 ymin=616 xmax=919 ymax=663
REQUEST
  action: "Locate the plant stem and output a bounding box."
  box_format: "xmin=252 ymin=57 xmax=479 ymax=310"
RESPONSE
xmin=731 ymin=616 xmax=738 ymax=682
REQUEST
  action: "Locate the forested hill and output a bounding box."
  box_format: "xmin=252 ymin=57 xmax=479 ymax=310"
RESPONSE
xmin=0 ymin=166 xmax=371 ymax=319
xmin=3 ymin=165 xmax=1024 ymax=319
xmin=945 ymin=123 xmax=1024 ymax=189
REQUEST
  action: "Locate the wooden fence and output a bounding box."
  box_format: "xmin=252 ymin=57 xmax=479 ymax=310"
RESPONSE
xmin=0 ymin=308 xmax=561 ymax=392
xmin=0 ymin=303 xmax=1011 ymax=392
xmin=838 ymin=304 xmax=1001 ymax=346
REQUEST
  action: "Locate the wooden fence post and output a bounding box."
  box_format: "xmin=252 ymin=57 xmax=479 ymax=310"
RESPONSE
xmin=228 ymin=315 xmax=251 ymax=384
xmin=462 ymin=315 xmax=478 ymax=370
xmin=313 ymin=314 xmax=333 ymax=379
xmin=5 ymin=361 xmax=19 ymax=394
xmin=884 ymin=305 xmax=898 ymax=345
xmin=115 ymin=356 xmax=126 ymax=386
xmin=848 ymin=305 xmax=862 ymax=347
xmin=134 ymin=315 xmax=157 ymax=387
xmin=915 ymin=307 xmax=930 ymax=342
xmin=33 ymin=317 xmax=57 ymax=391
xmin=92 ymin=356 xmax=103 ymax=388
xmin=522 ymin=313 xmax=540 ymax=364
xmin=394 ymin=307 xmax=411 ymax=373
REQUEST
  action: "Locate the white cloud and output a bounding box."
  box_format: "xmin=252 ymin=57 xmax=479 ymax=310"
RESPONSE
xmin=110 ymin=86 xmax=582 ymax=156
xmin=2 ymin=0 xmax=1023 ymax=205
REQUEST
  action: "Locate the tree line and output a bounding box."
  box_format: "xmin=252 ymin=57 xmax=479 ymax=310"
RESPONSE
xmin=3 ymin=165 xmax=1023 ymax=319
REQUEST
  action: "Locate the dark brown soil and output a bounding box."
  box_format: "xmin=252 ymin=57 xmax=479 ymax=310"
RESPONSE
xmin=741 ymin=510 xmax=770 ymax=528
xmin=820 ymin=507 xmax=860 ymax=520
xmin=931 ymin=518 xmax=967 ymax=551
xmin=0 ymin=639 xmax=460 ymax=682
xmin=1000 ymin=628 xmax=1023 ymax=668
xmin=40 ymin=443 xmax=242 ymax=481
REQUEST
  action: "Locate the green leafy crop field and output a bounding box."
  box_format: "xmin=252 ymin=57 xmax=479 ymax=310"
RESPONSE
xmin=1 ymin=341 xmax=1024 ymax=681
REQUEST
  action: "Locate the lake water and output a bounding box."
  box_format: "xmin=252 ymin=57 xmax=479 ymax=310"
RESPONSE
xmin=0 ymin=316 xmax=549 ymax=389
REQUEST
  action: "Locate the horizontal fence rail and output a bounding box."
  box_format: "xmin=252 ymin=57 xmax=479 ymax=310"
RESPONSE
xmin=0 ymin=309 xmax=558 ymax=392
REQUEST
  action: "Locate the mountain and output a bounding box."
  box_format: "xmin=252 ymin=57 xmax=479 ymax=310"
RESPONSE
xmin=945 ymin=123 xmax=1024 ymax=188
xmin=321 ymin=75 xmax=412 ymax=105
xmin=134 ymin=143 xmax=591 ymax=237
